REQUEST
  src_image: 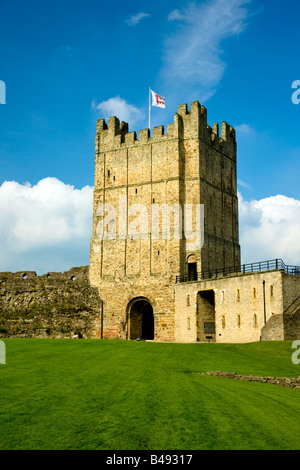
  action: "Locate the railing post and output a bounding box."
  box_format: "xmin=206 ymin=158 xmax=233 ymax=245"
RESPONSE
xmin=262 ymin=280 xmax=266 ymax=324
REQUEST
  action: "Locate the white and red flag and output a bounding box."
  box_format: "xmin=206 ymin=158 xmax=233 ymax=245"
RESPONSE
xmin=150 ymin=89 xmax=165 ymax=108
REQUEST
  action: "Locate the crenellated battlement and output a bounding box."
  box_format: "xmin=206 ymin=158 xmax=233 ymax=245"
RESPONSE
xmin=95 ymin=100 xmax=236 ymax=155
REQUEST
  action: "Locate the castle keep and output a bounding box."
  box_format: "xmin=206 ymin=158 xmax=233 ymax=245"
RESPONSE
xmin=0 ymin=100 xmax=299 ymax=342
xmin=89 ymin=101 xmax=300 ymax=342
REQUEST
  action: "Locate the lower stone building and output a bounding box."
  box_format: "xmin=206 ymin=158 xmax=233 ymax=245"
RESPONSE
xmin=175 ymin=262 xmax=300 ymax=343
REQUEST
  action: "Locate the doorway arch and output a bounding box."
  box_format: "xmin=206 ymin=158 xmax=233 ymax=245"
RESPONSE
xmin=127 ymin=298 xmax=154 ymax=340
xmin=187 ymin=254 xmax=197 ymax=281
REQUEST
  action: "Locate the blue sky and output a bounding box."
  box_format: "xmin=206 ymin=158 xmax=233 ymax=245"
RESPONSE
xmin=0 ymin=0 xmax=300 ymax=273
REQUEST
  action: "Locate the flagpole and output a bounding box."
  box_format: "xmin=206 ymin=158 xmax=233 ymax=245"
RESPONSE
xmin=149 ymin=87 xmax=151 ymax=131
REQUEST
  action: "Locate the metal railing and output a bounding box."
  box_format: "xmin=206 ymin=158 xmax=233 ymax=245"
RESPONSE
xmin=175 ymin=258 xmax=300 ymax=283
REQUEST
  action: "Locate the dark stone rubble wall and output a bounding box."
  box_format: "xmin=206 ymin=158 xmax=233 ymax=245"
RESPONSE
xmin=0 ymin=266 xmax=102 ymax=339
xmin=201 ymin=371 xmax=300 ymax=389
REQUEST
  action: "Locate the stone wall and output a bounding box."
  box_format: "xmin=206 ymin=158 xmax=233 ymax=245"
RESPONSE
xmin=201 ymin=371 xmax=300 ymax=389
xmin=261 ymin=309 xmax=300 ymax=341
xmin=283 ymin=274 xmax=300 ymax=311
xmin=261 ymin=312 xmax=284 ymax=341
xmin=1 ymin=264 xmax=298 ymax=342
xmin=0 ymin=267 xmax=102 ymax=338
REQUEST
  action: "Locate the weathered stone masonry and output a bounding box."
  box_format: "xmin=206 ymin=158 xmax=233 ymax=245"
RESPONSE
xmin=0 ymin=267 xmax=101 ymax=338
xmin=175 ymin=269 xmax=300 ymax=343
xmin=89 ymin=101 xmax=241 ymax=341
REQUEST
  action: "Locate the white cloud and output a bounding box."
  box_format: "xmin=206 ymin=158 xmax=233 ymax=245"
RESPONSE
xmin=235 ymin=123 xmax=254 ymax=135
xmin=237 ymin=179 xmax=252 ymax=189
xmin=163 ymin=0 xmax=254 ymax=100
xmin=91 ymin=96 xmax=144 ymax=128
xmin=126 ymin=12 xmax=150 ymax=26
xmin=239 ymin=192 xmax=300 ymax=266
xmin=168 ymin=9 xmax=184 ymax=21
xmin=0 ymin=178 xmax=93 ymax=274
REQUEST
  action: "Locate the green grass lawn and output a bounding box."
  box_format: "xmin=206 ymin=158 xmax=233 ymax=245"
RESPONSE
xmin=0 ymin=338 xmax=300 ymax=450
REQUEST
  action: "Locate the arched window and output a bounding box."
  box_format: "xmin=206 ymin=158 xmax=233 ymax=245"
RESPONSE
xmin=187 ymin=254 xmax=197 ymax=281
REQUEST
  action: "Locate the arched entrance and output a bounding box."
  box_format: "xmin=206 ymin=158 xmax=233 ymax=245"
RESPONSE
xmin=128 ymin=298 xmax=154 ymax=340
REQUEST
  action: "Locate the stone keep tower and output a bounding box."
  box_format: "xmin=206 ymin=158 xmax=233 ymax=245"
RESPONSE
xmin=89 ymin=101 xmax=240 ymax=341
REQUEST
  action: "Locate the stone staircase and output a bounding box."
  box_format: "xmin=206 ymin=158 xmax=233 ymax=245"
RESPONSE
xmin=261 ymin=294 xmax=300 ymax=341
xmin=283 ymin=294 xmax=300 ymax=316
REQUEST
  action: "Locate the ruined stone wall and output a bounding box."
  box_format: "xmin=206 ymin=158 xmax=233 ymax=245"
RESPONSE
xmin=0 ymin=267 xmax=102 ymax=339
xmin=201 ymin=371 xmax=300 ymax=389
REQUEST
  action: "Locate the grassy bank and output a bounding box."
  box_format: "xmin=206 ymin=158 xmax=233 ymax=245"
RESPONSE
xmin=0 ymin=338 xmax=299 ymax=450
